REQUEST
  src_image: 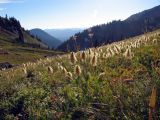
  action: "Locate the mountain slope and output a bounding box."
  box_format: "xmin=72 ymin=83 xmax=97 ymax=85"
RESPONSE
xmin=0 ymin=29 xmax=160 ymax=119
xmin=0 ymin=16 xmax=47 ymax=48
xmin=45 ymin=28 xmax=83 ymax=41
xmin=30 ymin=28 xmax=62 ymax=49
xmin=0 ymin=16 xmax=63 ymax=65
xmin=57 ymin=5 xmax=160 ymax=52
xmin=126 ymin=5 xmax=160 ymax=21
xmin=0 ymin=30 xmax=64 ymax=65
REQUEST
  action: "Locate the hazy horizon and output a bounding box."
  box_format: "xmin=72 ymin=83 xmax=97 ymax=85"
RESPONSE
xmin=0 ymin=0 xmax=159 ymax=29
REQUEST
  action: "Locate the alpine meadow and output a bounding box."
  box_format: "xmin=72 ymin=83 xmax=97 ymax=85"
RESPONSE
xmin=0 ymin=0 xmax=160 ymax=120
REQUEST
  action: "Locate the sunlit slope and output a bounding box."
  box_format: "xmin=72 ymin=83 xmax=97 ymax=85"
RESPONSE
xmin=0 ymin=29 xmax=160 ymax=119
xmin=0 ymin=31 xmax=62 ymax=64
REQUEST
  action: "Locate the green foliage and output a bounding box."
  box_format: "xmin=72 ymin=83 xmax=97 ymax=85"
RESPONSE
xmin=0 ymin=31 xmax=160 ymax=119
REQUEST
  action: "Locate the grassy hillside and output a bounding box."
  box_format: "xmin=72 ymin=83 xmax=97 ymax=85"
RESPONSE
xmin=0 ymin=30 xmax=160 ymax=119
xmin=23 ymin=31 xmax=48 ymax=48
xmin=0 ymin=31 xmax=63 ymax=65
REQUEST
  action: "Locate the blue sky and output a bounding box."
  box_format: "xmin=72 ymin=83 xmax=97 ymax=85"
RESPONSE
xmin=0 ymin=0 xmax=159 ymax=29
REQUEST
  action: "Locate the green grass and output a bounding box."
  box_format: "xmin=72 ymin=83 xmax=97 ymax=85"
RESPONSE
xmin=0 ymin=46 xmax=63 ymax=64
xmin=0 ymin=31 xmax=63 ymax=65
xmin=0 ymin=30 xmax=160 ymax=119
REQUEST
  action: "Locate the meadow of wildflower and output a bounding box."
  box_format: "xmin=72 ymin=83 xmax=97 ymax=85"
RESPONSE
xmin=0 ymin=30 xmax=160 ymax=119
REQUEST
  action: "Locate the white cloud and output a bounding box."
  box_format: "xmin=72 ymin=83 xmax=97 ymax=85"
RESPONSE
xmin=0 ymin=0 xmax=25 ymax=11
xmin=0 ymin=0 xmax=9 ymax=3
xmin=0 ymin=0 xmax=25 ymax=4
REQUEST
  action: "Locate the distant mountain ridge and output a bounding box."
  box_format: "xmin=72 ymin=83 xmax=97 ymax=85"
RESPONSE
xmin=45 ymin=28 xmax=84 ymax=41
xmin=57 ymin=5 xmax=160 ymax=51
xmin=30 ymin=28 xmax=62 ymax=49
xmin=126 ymin=5 xmax=160 ymax=21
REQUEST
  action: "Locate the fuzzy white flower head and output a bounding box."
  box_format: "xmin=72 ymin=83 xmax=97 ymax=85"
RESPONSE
xmin=48 ymin=66 xmax=53 ymax=74
xmin=67 ymin=72 xmax=73 ymax=78
xmin=74 ymin=65 xmax=82 ymax=76
xmin=81 ymin=51 xmax=86 ymax=61
xmin=70 ymin=52 xmax=77 ymax=64
xmin=91 ymin=55 xmax=97 ymax=66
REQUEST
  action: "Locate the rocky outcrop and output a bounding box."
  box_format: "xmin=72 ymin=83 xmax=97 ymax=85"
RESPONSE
xmin=0 ymin=62 xmax=13 ymax=70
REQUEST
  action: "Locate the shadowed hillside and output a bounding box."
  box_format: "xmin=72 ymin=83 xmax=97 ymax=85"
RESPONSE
xmin=30 ymin=28 xmax=62 ymax=49
xmin=58 ymin=5 xmax=160 ymax=52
